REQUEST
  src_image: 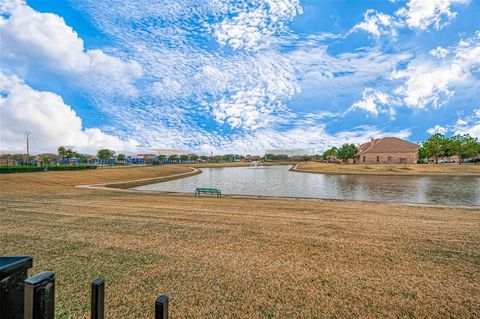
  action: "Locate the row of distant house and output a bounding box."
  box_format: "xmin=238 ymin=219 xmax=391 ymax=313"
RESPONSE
xmin=0 ymin=153 xmax=198 ymax=166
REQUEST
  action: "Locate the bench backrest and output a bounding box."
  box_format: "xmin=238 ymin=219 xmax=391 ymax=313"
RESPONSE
xmin=196 ymin=188 xmax=220 ymax=193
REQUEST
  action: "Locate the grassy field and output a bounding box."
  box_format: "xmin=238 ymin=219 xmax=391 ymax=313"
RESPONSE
xmin=1 ymin=165 xmax=479 ymax=318
xmin=293 ymin=162 xmax=480 ymax=176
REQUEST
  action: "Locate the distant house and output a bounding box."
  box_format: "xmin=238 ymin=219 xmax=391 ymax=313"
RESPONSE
xmin=428 ymin=155 xmax=460 ymax=163
xmin=244 ymin=155 xmax=262 ymax=162
xmin=356 ymin=137 xmax=418 ymax=164
xmin=326 ymin=155 xmax=340 ymax=163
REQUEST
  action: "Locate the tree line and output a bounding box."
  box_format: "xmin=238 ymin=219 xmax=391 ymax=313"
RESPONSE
xmin=419 ymin=133 xmax=480 ymax=163
xmin=320 ymin=144 xmax=357 ymax=162
xmin=320 ymin=134 xmax=480 ymax=164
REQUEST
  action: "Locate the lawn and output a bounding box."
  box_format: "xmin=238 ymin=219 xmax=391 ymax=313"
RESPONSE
xmin=1 ymin=165 xmax=479 ymax=318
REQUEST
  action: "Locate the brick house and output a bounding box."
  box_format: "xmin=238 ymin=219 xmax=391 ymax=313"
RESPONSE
xmin=356 ymin=137 xmax=418 ymax=164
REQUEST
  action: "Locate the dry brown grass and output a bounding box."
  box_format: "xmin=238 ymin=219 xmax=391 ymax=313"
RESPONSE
xmin=1 ymin=166 xmax=479 ymax=318
xmin=294 ymin=162 xmax=480 ymax=176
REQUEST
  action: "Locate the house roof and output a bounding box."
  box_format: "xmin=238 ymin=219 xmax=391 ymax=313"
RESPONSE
xmin=358 ymin=137 xmax=418 ymax=154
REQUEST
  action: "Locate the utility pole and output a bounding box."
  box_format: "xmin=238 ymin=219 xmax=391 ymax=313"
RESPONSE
xmin=25 ymin=131 xmax=31 ymax=162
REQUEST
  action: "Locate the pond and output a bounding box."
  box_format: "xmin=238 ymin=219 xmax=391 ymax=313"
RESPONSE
xmin=135 ymin=165 xmax=480 ymax=206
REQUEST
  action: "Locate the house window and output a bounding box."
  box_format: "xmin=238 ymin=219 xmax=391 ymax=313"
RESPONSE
xmin=363 ymin=156 xmax=366 ymax=162
xmin=376 ymin=156 xmax=379 ymax=162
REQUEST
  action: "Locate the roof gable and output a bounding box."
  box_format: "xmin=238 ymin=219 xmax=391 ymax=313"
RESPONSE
xmin=358 ymin=137 xmax=418 ymax=154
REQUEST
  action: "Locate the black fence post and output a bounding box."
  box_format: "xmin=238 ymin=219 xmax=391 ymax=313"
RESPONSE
xmin=91 ymin=279 xmax=105 ymax=319
xmin=0 ymin=256 xmax=33 ymax=319
xmin=155 ymin=295 xmax=168 ymax=319
xmin=24 ymin=271 xmax=55 ymax=319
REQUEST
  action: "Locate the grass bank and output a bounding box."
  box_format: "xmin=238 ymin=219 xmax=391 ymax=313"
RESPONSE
xmin=0 ymin=164 xmax=97 ymax=173
xmin=292 ymin=162 xmax=480 ymax=176
xmin=1 ymin=166 xmax=479 ymax=318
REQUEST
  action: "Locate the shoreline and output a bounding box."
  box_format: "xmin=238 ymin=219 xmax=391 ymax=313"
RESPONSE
xmin=76 ymin=166 xmax=201 ymax=189
xmin=290 ymin=163 xmax=480 ymax=177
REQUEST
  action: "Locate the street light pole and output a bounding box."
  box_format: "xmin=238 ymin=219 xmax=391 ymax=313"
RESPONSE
xmin=25 ymin=131 xmax=32 ymax=162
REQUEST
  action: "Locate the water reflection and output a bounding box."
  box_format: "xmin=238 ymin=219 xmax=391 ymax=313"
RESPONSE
xmin=136 ymin=166 xmax=480 ymax=206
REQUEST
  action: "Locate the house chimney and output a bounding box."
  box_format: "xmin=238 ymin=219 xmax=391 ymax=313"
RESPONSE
xmin=371 ymin=137 xmax=375 ymax=147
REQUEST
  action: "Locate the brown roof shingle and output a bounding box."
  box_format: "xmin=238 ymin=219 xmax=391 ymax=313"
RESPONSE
xmin=358 ymin=137 xmax=418 ymax=154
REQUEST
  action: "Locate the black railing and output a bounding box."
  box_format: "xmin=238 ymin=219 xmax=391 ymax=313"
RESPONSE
xmin=0 ymin=256 xmax=169 ymax=319
xmin=0 ymin=256 xmax=33 ymax=319
xmin=91 ymin=278 xmax=105 ymax=319
xmin=24 ymin=272 xmax=55 ymax=319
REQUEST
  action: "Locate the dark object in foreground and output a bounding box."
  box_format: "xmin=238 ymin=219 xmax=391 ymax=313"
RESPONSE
xmin=24 ymin=272 xmax=55 ymax=319
xmin=0 ymin=256 xmax=33 ymax=319
xmin=1 ymin=256 xmax=169 ymax=319
xmin=156 ymin=295 xmax=169 ymax=319
xmin=195 ymin=187 xmax=222 ymax=197
xmin=91 ymin=279 xmax=105 ymax=319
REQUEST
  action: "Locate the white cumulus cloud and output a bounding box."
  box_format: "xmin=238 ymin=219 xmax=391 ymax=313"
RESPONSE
xmin=397 ymin=0 xmax=470 ymax=31
xmin=429 ymin=46 xmax=449 ymax=58
xmin=0 ymin=72 xmax=138 ymax=153
xmin=351 ymin=0 xmax=470 ymax=37
xmin=427 ymin=125 xmax=448 ymax=135
xmin=350 ymin=9 xmax=401 ymax=38
xmin=453 ymin=108 xmax=480 ymax=137
xmin=0 ymin=1 xmax=142 ymax=95
xmin=349 ymin=88 xmax=395 ymax=118
xmin=392 ymin=34 xmax=480 ymax=109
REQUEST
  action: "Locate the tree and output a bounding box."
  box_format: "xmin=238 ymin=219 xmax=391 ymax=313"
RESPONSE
xmin=157 ymin=155 xmax=166 ymax=162
xmin=221 ymin=154 xmax=235 ymax=162
xmin=301 ymin=155 xmax=311 ymax=163
xmin=336 ymin=144 xmax=357 ymax=163
xmin=97 ymin=149 xmax=115 ymax=160
xmin=77 ymin=154 xmax=88 ymax=164
xmin=65 ymin=148 xmax=76 ymax=159
xmin=321 ymin=147 xmax=338 ymax=160
xmin=58 ymin=146 xmax=77 ymax=159
xmin=58 ymin=146 xmax=67 ymax=158
xmin=418 ymin=144 xmax=429 ymax=163
xmin=169 ymin=154 xmax=177 ymax=163
xmin=448 ymin=134 xmax=480 ymax=163
xmin=117 ymin=153 xmax=126 ymax=162
xmin=265 ymin=153 xmax=275 ymax=161
xmin=180 ymin=154 xmax=189 ymax=162
xmin=189 ymin=154 xmax=199 ymax=162
xmin=42 ymin=156 xmax=50 ymax=166
xmin=423 ymin=133 xmax=447 ymax=164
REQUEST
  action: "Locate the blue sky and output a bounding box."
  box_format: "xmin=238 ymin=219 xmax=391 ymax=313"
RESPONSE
xmin=0 ymin=0 xmax=479 ymax=154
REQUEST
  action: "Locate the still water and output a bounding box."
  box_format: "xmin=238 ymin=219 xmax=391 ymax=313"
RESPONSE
xmin=135 ymin=165 xmax=480 ymax=206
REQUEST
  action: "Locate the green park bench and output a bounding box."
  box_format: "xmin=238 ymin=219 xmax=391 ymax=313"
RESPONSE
xmin=195 ymin=187 xmax=222 ymax=197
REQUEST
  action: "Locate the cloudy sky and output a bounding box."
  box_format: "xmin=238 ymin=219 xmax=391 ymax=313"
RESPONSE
xmin=0 ymin=0 xmax=479 ymax=154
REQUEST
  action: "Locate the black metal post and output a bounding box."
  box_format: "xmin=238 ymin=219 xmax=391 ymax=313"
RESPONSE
xmin=91 ymin=279 xmax=105 ymax=319
xmin=24 ymin=272 xmax=55 ymax=319
xmin=155 ymin=295 xmax=168 ymax=319
xmin=0 ymin=256 xmax=33 ymax=319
